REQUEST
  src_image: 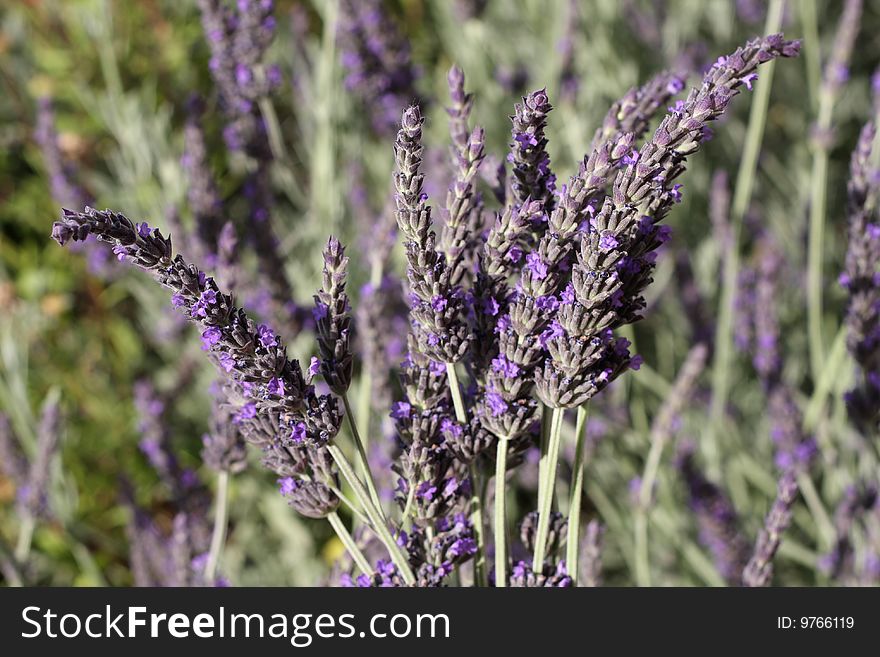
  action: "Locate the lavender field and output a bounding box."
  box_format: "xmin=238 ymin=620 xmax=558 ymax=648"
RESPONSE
xmin=0 ymin=0 xmax=878 ymax=587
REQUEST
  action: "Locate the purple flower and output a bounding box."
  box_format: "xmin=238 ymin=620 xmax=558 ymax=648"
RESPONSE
xmin=431 ymin=295 xmax=448 ymax=312
xmin=428 ymin=360 xmax=446 ymax=376
xmin=137 ymin=222 xmax=152 ymax=238
xmin=391 ymin=401 xmax=412 ymax=420
xmin=233 ymin=402 xmax=256 ymax=424
xmin=495 ymin=314 xmax=512 ymax=334
xmin=448 ymin=537 xmax=477 ymax=558
xmin=256 ymin=324 xmax=277 ymax=348
xmin=312 ymin=303 xmax=328 ymax=322
xmin=278 ymin=477 xmax=298 ymax=496
xmin=742 ymin=72 xmax=758 ymax=90
xmin=485 ymin=391 xmax=508 ymax=416
xmin=535 ymin=295 xmax=560 ymax=312
xmin=441 ymin=417 xmax=463 ymax=438
xmin=491 ymin=354 xmax=520 ymax=378
xmin=289 ymin=421 xmax=307 ymax=444
xmin=171 ymin=293 xmax=185 ymax=308
xmin=267 ymin=377 xmax=285 ymax=396
xmin=561 ymin=283 xmax=575 ymax=305
xmin=525 ymin=252 xmax=549 ymax=280
xmin=538 ymin=320 xmax=564 ymax=347
xmin=416 ymin=481 xmax=437 ymax=501
xmin=667 ymin=77 xmax=685 ymax=94
xmin=514 ymin=132 xmax=539 ymax=148
xmin=218 ymin=352 xmax=235 ymax=372
xmin=622 ymin=149 xmax=640 ymax=166
xmin=670 ymin=184 xmax=683 ymax=203
xmin=507 ymin=245 xmax=523 ymax=263
xmin=481 ymin=296 xmax=500 ymax=316
xmin=599 ymin=232 xmax=619 ymax=251
xmin=309 ymin=356 xmax=321 ymax=376
xmin=201 ymin=327 xmax=222 ymax=349
xmin=668 ymin=100 xmax=686 ymax=115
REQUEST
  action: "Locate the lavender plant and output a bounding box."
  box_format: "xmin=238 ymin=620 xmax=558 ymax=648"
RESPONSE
xmin=49 ymin=32 xmax=802 ymax=587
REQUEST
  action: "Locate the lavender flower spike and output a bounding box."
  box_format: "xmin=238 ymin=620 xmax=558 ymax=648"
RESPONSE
xmin=394 ymin=106 xmax=470 ymax=363
xmin=314 ymin=237 xmax=354 ymax=395
xmin=509 ymin=89 xmax=556 ymax=214
xmin=440 ymin=66 xmax=487 ymax=288
xmin=742 ymin=472 xmax=798 ymax=587
xmin=841 ymin=119 xmax=880 ymax=434
xmin=50 ymin=207 xmax=321 ymax=444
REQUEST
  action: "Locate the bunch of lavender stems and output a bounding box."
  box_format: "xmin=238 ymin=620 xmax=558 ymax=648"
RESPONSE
xmin=48 ymin=32 xmax=801 ymax=587
xmin=51 ymin=208 xmax=414 ymax=585
xmin=805 ymin=0 xmax=863 ymax=381
xmin=529 ymin=34 xmax=799 ymax=578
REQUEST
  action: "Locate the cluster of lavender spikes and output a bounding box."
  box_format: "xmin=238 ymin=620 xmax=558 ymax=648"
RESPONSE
xmin=51 ymin=34 xmax=800 ymax=587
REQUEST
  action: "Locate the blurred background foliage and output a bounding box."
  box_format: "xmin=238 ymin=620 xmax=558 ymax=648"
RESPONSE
xmin=0 ymin=0 xmax=878 ymax=586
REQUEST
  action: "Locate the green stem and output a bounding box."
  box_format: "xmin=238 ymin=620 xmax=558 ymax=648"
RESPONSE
xmin=807 ymin=0 xmax=844 ymax=382
xmin=470 ymin=463 xmax=486 ymax=586
xmin=328 ymin=484 xmax=370 ymax=526
xmin=327 ymin=444 xmax=415 ymax=584
xmin=494 ymin=437 xmax=509 ymax=587
xmin=796 ymin=471 xmax=835 ymax=550
xmin=707 ymin=0 xmax=784 ymax=479
xmin=537 ymin=403 xmax=551 ymax=512
xmin=204 ymin=469 xmax=229 ymax=583
xmin=342 ymin=394 xmax=384 ymax=516
xmin=445 ymin=362 xmax=487 ymax=585
xmin=807 ymin=142 xmax=830 ymax=381
xmin=566 ymin=406 xmax=589 ymax=584
xmin=445 ymin=363 xmax=468 ymax=423
xmin=532 ymin=407 xmax=564 ymax=571
xmin=634 ymin=427 xmax=667 ymax=587
xmin=15 ymin=513 xmax=35 ymax=564
xmin=799 ymin=0 xmax=821 ymax=112
xmin=0 ymin=536 xmax=23 ymax=587
xmin=327 ymin=511 xmax=372 ymax=576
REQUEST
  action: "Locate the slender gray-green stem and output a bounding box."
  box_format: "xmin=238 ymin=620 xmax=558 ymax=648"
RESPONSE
xmin=532 ymin=406 xmax=564 ymax=570
xmin=327 ymin=444 xmax=415 ymax=584
xmin=327 ymin=511 xmax=372 ymax=576
xmin=494 ymin=437 xmax=509 ymax=587
xmin=806 ymin=88 xmax=834 ymax=382
xmin=0 ymin=536 xmax=24 ymax=587
xmin=204 ymin=469 xmax=230 ymax=583
xmin=634 ymin=432 xmax=667 ymax=586
xmin=707 ymin=0 xmax=784 ymax=479
xmin=444 ymin=362 xmax=486 ymax=585
xmin=342 ymin=394 xmax=384 ymax=516
xmin=537 ymin=403 xmax=551 ymax=512
xmin=799 ymin=0 xmax=821 ymax=111
xmin=328 ymin=483 xmax=370 ymax=526
xmin=14 ymin=513 xmax=35 ymax=564
xmin=566 ymin=406 xmax=589 ymax=584
xmin=445 ymin=363 xmax=468 ymax=423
